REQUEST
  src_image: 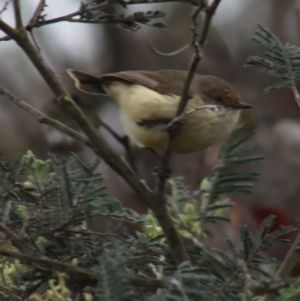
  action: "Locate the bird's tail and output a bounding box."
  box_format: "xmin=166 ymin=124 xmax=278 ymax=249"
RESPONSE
xmin=67 ymin=69 xmax=106 ymax=95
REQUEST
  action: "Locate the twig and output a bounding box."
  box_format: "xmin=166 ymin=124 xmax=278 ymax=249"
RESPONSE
xmin=96 ymin=118 xmax=137 ymax=173
xmin=0 ymin=223 xmax=40 ymax=255
xmin=149 ymin=42 xmax=190 ymax=57
xmin=154 ymin=0 xmax=221 ymax=260
xmin=64 ymin=229 xmax=125 ymax=241
xmin=166 ymin=104 xmax=219 ymax=130
xmin=28 ymin=0 xmax=46 ymax=26
xmin=0 ymin=247 xmax=96 ymax=277
xmin=0 ymin=0 xmax=188 ymax=42
xmin=275 ymin=185 xmax=300 ymax=273
xmin=264 ymin=229 xmax=300 ymax=301
xmin=0 ymin=0 xmax=11 ymax=16
xmin=0 ymin=85 xmax=92 ymax=147
xmin=12 ymin=0 xmax=22 ymax=28
xmin=152 ymin=0 xmax=211 ymax=266
xmin=38 ymin=117 xmax=91 ymax=146
xmin=0 ymin=248 xmax=166 ymax=288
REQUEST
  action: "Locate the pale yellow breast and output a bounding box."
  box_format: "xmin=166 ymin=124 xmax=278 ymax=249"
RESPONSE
xmin=103 ymin=82 xmax=240 ymax=154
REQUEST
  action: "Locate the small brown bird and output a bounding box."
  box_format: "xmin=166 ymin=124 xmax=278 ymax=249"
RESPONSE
xmin=67 ymin=69 xmax=252 ymax=154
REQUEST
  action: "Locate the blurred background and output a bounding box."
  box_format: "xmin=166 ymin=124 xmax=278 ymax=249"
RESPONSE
xmin=1 ymin=0 xmax=300 ymax=273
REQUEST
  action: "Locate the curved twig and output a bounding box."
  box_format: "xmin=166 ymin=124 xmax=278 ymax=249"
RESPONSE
xmin=148 ymin=41 xmax=190 ymax=56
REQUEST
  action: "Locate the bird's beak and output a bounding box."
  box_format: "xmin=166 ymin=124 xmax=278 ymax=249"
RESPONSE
xmin=229 ymin=102 xmax=252 ymax=109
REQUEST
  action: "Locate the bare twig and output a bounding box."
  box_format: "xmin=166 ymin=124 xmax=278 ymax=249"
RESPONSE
xmin=0 ymin=85 xmax=91 ymax=147
xmin=149 ymin=42 xmax=190 ymax=56
xmin=166 ymin=104 xmax=219 ymax=130
xmin=264 ymin=229 xmax=300 ymax=301
xmin=0 ymin=0 xmax=11 ymax=16
xmin=38 ymin=117 xmax=91 ymax=146
xmin=96 ymin=118 xmax=137 ymax=173
xmin=28 ymin=0 xmax=46 ymax=26
xmin=0 ymin=0 xmax=176 ymax=41
xmin=152 ymin=1 xmax=212 ymax=265
xmin=275 ymin=212 xmax=300 ymax=274
xmin=155 ymin=0 xmax=221 ymax=204
xmin=12 ymin=0 xmax=22 ymax=28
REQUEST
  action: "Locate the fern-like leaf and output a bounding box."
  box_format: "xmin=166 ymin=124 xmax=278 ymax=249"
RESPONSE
xmin=245 ymin=24 xmax=300 ymax=104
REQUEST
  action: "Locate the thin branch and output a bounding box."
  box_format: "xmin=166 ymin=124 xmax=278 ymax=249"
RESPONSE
xmin=12 ymin=0 xmax=23 ymax=28
xmin=166 ymin=104 xmax=218 ymax=130
xmin=0 ymin=247 xmax=96 ymax=277
xmin=28 ymin=0 xmax=46 ymax=26
xmin=0 ymin=0 xmax=188 ymax=41
xmin=0 ymin=0 xmax=11 ymax=16
xmin=96 ymin=117 xmax=137 ymax=173
xmin=0 ymin=248 xmax=166 ymax=288
xmin=152 ymin=1 xmax=212 ymax=266
xmin=149 ymin=41 xmax=190 ymax=56
xmin=38 ymin=117 xmax=91 ymax=146
xmin=0 ymin=223 xmax=40 ymax=256
xmin=152 ymin=0 xmax=222 ymax=265
xmin=0 ymin=85 xmax=91 ymax=147
xmin=264 ymin=229 xmax=300 ymax=301
xmin=276 ymin=232 xmax=300 ymax=280
xmin=26 ymin=0 xmax=111 ymax=30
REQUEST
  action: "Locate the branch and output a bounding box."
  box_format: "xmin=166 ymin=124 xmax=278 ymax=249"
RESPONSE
xmin=0 ymin=84 xmax=137 ymax=172
xmin=0 ymin=0 xmax=11 ymax=16
xmin=149 ymin=42 xmax=190 ymax=56
xmin=166 ymin=104 xmax=218 ymax=130
xmin=0 ymin=223 xmax=40 ymax=255
xmin=95 ymin=118 xmax=137 ymax=173
xmin=13 ymin=0 xmax=23 ymax=28
xmin=28 ymin=0 xmax=46 ymax=26
xmin=0 ymin=85 xmax=91 ymax=147
xmin=264 ymin=229 xmax=300 ymax=301
xmin=151 ymin=0 xmax=222 ymax=266
xmin=0 ymin=248 xmax=166 ymax=288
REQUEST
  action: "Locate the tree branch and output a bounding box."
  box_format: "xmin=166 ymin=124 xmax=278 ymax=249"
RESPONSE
xmin=12 ymin=0 xmax=23 ymax=28
xmin=264 ymin=229 xmax=300 ymax=301
xmin=0 ymin=85 xmax=91 ymax=147
xmin=0 ymin=248 xmax=166 ymax=288
xmin=28 ymin=0 xmax=46 ymax=26
xmin=153 ymin=0 xmax=222 ymax=266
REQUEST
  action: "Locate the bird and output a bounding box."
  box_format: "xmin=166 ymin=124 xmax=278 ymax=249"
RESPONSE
xmin=67 ymin=69 xmax=252 ymax=154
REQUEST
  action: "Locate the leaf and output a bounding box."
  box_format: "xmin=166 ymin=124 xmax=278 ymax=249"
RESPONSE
xmin=245 ymin=24 xmax=300 ymax=93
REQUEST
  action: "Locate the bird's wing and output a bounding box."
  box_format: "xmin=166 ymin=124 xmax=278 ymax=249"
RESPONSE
xmin=100 ymin=70 xmax=191 ymax=97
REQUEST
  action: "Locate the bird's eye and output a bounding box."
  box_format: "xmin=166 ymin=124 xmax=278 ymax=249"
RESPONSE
xmin=215 ymin=97 xmax=223 ymax=103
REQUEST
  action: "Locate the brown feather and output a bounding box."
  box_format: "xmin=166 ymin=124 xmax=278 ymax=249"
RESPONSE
xmin=67 ymin=69 xmax=106 ymax=94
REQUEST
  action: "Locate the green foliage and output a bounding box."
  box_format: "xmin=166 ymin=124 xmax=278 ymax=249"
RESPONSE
xmin=276 ymin=278 xmax=300 ymax=301
xmin=199 ymin=120 xmax=263 ymax=225
xmin=0 ymin=121 xmax=295 ymax=301
xmin=245 ymin=24 xmax=300 ymax=93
